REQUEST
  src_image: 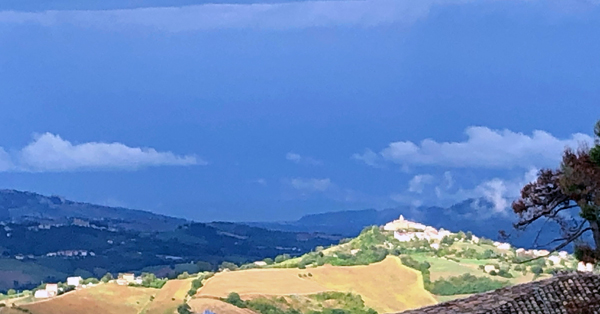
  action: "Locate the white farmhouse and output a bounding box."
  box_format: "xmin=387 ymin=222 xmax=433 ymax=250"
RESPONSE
xmin=45 ymin=283 xmax=59 ymax=297
xmin=548 ymin=255 xmax=562 ymax=266
xmin=484 ymin=265 xmax=497 ymax=273
xmin=494 ymin=242 xmax=511 ymax=250
xmin=577 ymin=261 xmax=594 ymax=272
xmin=34 ymin=290 xmax=51 ymax=299
xmin=67 ymin=276 xmax=82 ymax=286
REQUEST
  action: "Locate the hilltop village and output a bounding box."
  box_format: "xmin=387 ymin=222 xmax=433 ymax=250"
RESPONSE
xmin=382 ymin=215 xmax=587 ymax=272
xmin=0 ymin=214 xmax=594 ymax=314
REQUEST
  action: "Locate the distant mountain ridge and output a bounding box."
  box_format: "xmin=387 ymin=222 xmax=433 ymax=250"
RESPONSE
xmin=0 ymin=189 xmax=187 ymax=232
xmin=247 ymin=198 xmax=559 ymax=250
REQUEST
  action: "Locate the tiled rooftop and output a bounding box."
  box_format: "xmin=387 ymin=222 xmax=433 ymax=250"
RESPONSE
xmin=399 ymin=271 xmax=600 ymax=314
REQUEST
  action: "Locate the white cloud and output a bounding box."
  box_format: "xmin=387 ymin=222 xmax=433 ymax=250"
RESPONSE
xmin=253 ymin=178 xmax=267 ymax=185
xmin=359 ymin=126 xmax=593 ymax=170
xmin=391 ymin=167 xmax=540 ymax=218
xmin=0 ymin=148 xmax=12 ymax=172
xmin=286 ymin=152 xmax=323 ymax=166
xmin=408 ymin=174 xmax=434 ymax=193
xmin=443 ymin=171 xmax=454 ymax=189
xmin=352 ymin=149 xmax=383 ymax=168
xmin=1 ymin=132 xmax=202 ymax=172
xmin=475 ymin=179 xmax=509 ymax=215
xmin=0 ymin=0 xmax=453 ymax=31
xmin=472 ymin=167 xmax=539 ymax=216
xmin=289 ymin=178 xmax=332 ymax=192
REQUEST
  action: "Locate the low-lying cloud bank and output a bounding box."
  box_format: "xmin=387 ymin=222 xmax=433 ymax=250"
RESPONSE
xmin=0 ymin=133 xmax=202 ymax=172
xmin=355 ymin=126 xmax=594 ymax=170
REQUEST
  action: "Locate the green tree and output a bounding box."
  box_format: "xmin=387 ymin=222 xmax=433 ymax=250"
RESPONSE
xmin=225 ymin=292 xmax=246 ymax=308
xmin=465 ymin=231 xmax=473 ymax=241
xmin=220 ymin=262 xmax=238 ymax=271
xmin=83 ymin=277 xmax=99 ymax=284
xmin=263 ymin=258 xmax=274 ymax=265
xmin=101 ymin=272 xmax=113 ymax=283
xmin=177 ymin=303 xmax=192 ymax=314
xmin=511 ymin=120 xmax=600 ymax=262
xmin=274 ymin=254 xmax=291 ymax=264
xmin=6 ymin=289 xmax=16 ymax=296
xmin=427 ymin=274 xmax=509 ymax=295
xmin=196 ymin=261 xmax=213 ymax=272
xmin=531 ymin=265 xmax=543 ymax=276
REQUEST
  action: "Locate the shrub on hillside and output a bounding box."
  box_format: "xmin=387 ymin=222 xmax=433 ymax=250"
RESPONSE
xmin=187 ymin=272 xmax=214 ymax=296
xmin=496 ymin=269 xmax=513 ymax=278
xmin=101 ymin=272 xmax=114 ymax=283
xmin=177 ymin=303 xmax=192 ymax=314
xmin=426 ymin=273 xmax=509 ymax=295
xmin=274 ymin=254 xmax=292 ymax=264
xmin=479 ymin=238 xmax=494 ymax=246
xmin=220 ymin=262 xmax=239 ymax=271
xmin=225 ymin=292 xmax=246 ymax=308
xmin=400 ymin=256 xmax=430 ymax=273
xmin=530 ymin=265 xmax=543 ymax=276
xmin=440 ymin=236 xmax=455 ymax=246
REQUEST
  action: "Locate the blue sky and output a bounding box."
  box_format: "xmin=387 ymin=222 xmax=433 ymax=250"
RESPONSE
xmin=0 ymin=0 xmax=599 ymax=222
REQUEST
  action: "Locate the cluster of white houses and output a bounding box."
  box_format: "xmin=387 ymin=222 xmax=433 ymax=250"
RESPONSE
xmin=384 ymin=215 xmax=576 ymax=266
xmin=33 ymin=273 xmax=142 ymax=299
xmin=384 ymin=215 xmax=467 ymax=244
xmin=45 ymin=250 xmax=95 ymax=257
xmin=33 ymin=276 xmax=85 ymax=299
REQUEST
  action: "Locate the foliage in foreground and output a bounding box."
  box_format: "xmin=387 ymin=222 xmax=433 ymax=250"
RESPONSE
xmin=511 ymin=119 xmax=600 ymax=262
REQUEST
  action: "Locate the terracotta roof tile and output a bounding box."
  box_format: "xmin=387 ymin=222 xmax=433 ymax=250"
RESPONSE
xmin=398 ymin=271 xmax=600 ymax=314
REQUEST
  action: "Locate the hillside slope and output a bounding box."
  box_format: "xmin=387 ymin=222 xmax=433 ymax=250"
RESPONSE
xmin=196 ymin=256 xmax=437 ymax=313
xmin=0 ymin=189 xmax=186 ymax=231
xmin=22 ymin=284 xmax=156 ymax=314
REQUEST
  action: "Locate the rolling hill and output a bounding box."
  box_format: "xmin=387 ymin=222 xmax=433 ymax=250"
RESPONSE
xmin=21 ymin=284 xmax=156 ymax=314
xmin=195 ymin=256 xmax=436 ymax=313
xmin=0 ymin=189 xmax=186 ymax=232
xmin=0 ymin=190 xmax=342 ymax=291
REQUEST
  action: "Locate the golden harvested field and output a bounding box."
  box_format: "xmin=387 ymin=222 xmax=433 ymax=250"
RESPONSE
xmin=197 ymin=256 xmax=437 ymax=313
xmin=22 ymin=284 xmax=155 ymax=314
xmin=0 ymin=308 xmax=25 ymax=314
xmin=189 ymin=298 xmax=258 ymax=314
xmin=142 ymin=278 xmax=194 ymax=314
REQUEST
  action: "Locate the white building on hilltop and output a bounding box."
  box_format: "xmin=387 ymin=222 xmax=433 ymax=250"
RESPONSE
xmin=384 ymin=215 xmax=427 ymax=231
